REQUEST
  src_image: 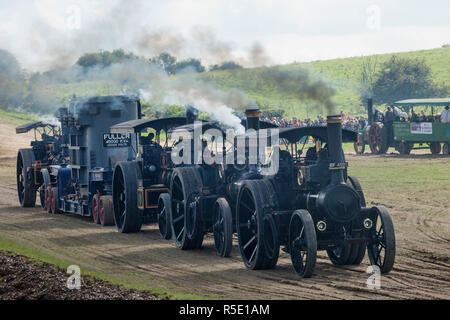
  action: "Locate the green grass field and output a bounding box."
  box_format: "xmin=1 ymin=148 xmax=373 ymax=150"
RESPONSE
xmin=0 ymin=109 xmax=37 ymax=124
xmin=198 ymin=47 xmax=450 ymax=118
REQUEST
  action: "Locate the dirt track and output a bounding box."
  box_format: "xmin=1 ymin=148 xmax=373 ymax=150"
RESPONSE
xmin=0 ymin=120 xmax=449 ymax=299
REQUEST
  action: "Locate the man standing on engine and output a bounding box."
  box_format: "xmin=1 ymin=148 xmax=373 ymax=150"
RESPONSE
xmin=385 ymin=106 xmax=394 ymax=146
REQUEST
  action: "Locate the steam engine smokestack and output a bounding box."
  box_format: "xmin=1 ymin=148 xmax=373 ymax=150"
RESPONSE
xmin=185 ymin=105 xmax=199 ymax=124
xmin=367 ymin=98 xmax=373 ymax=125
xmin=326 ymin=115 xmax=345 ymax=185
xmin=245 ymin=108 xmax=261 ymax=131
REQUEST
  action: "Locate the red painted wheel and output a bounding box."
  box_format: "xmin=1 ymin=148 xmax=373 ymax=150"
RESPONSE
xmin=92 ymin=194 xmax=100 ymax=224
xmin=368 ymin=123 xmax=388 ymax=154
xmin=99 ymin=195 xmax=115 ymax=226
xmin=353 ymin=132 xmax=365 ymax=154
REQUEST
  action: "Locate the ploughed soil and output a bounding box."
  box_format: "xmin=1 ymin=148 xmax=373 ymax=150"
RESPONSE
xmin=0 ymin=120 xmax=449 ymax=299
xmin=0 ymin=250 xmax=157 ymax=300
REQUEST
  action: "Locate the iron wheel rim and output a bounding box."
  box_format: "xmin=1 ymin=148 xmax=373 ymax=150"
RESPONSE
xmin=368 ymin=214 xmax=387 ymax=267
xmin=289 ymin=214 xmax=308 ymax=275
xmin=171 ymin=175 xmax=185 ymax=246
xmin=237 ymin=187 xmax=259 ymax=267
xmin=213 ymin=203 xmax=225 ymax=255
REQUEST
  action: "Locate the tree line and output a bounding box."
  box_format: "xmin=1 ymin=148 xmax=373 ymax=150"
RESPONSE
xmin=76 ymin=49 xmax=243 ymax=74
xmin=0 ymin=47 xmax=448 ymax=116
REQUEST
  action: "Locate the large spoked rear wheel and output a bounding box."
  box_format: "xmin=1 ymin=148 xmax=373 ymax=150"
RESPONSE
xmin=237 ymin=180 xmax=279 ymax=270
xmin=158 ymin=193 xmax=172 ymax=240
xmin=17 ymin=149 xmax=36 ymax=207
xmin=289 ymin=210 xmax=317 ymax=278
xmin=213 ymin=198 xmax=233 ymax=257
xmin=367 ymin=206 xmax=396 ymax=273
xmin=369 ymin=123 xmax=388 ymax=154
xmin=112 ymin=162 xmax=142 ymax=233
xmin=170 ymin=167 xmax=204 ymax=250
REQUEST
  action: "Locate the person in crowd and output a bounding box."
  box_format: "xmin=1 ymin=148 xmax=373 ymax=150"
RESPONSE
xmin=385 ymin=106 xmax=394 ymax=146
xmin=441 ymin=106 xmax=450 ymax=123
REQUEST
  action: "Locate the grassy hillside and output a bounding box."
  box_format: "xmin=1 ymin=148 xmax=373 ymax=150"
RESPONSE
xmin=37 ymin=46 xmax=450 ymax=119
xmin=199 ymin=46 xmax=450 ymax=118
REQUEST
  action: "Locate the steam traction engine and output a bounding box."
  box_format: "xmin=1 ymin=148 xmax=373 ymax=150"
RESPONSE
xmin=232 ymin=115 xmax=396 ymax=277
xmin=161 ymin=109 xmax=396 ymax=278
xmin=110 ymin=107 xmax=203 ymax=234
xmin=16 ymin=122 xmax=66 ymax=208
xmin=41 ymin=95 xmax=141 ymax=225
xmin=161 ymin=111 xmax=278 ymax=256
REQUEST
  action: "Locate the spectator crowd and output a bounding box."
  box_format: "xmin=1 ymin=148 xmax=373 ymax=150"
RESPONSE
xmin=261 ymin=111 xmax=367 ymax=132
xmin=261 ymin=105 xmax=450 ymax=132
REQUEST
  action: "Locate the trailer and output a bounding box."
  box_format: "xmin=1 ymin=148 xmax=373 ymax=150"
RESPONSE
xmin=355 ymin=98 xmax=450 ymax=155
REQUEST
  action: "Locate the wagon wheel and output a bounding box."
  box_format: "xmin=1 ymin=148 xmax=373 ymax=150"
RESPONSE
xmin=289 ymin=210 xmax=317 ymax=278
xmin=237 ymin=180 xmax=279 ymax=270
xmin=213 ymin=198 xmax=233 ymax=257
xmin=398 ymin=142 xmax=412 ymax=155
xmin=100 ymin=195 xmax=115 ymax=226
xmin=367 ymin=206 xmax=396 ymax=273
xmin=40 ymin=168 xmax=51 ymax=210
xmin=92 ymin=193 xmax=100 ymax=224
xmin=51 ymin=187 xmax=61 ymax=214
xmin=443 ymin=143 xmax=449 ymax=155
xmin=170 ymin=167 xmax=204 ymax=250
xmin=158 ymin=193 xmax=172 ymax=240
xmin=17 ymin=149 xmax=36 ymax=207
xmin=368 ymin=123 xmax=388 ymax=154
xmin=430 ymin=142 xmax=441 ymax=154
xmin=353 ymin=132 xmax=365 ymax=154
xmin=112 ymin=162 xmax=142 ymax=233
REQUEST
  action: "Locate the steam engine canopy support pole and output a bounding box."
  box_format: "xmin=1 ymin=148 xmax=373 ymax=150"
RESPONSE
xmin=326 ymin=115 xmax=345 ymax=185
xmin=367 ymin=98 xmax=373 ymax=125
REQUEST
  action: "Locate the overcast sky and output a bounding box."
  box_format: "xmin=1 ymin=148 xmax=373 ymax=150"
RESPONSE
xmin=1 ymin=0 xmax=449 ymax=71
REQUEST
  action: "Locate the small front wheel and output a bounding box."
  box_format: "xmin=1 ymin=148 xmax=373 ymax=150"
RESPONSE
xmin=158 ymin=193 xmax=172 ymax=240
xmin=213 ymin=198 xmax=233 ymax=257
xmin=289 ymin=210 xmax=317 ymax=278
xmin=367 ymin=206 xmax=396 ymax=273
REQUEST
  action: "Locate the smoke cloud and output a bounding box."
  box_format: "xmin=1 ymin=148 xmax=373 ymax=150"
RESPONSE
xmin=260 ymin=67 xmax=337 ymax=115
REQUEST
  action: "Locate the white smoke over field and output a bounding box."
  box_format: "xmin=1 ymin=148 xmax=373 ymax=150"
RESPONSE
xmin=1 ymin=0 xmax=272 ymax=72
xmin=0 ymin=0 xmax=338 ymax=126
